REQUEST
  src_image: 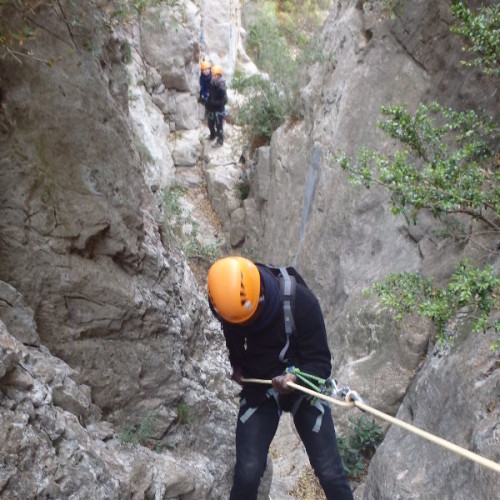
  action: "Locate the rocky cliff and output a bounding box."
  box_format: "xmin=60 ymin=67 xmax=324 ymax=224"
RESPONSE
xmin=1 ymin=0 xmax=499 ymax=499
xmin=235 ymin=0 xmax=499 ymax=498
xmin=0 ymin=1 xmax=239 ymax=498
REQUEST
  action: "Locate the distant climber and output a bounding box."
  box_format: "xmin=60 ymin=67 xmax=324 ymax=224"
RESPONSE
xmin=207 ymin=256 xmax=354 ymax=500
xmin=199 ymin=59 xmax=211 ymax=106
xmin=205 ymin=64 xmax=227 ymax=147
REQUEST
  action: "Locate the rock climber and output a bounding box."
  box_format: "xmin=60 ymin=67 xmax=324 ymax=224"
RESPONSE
xmin=207 ymin=256 xmax=354 ymax=500
xmin=205 ymin=64 xmax=227 ymax=147
xmin=199 ymin=59 xmax=211 ymax=106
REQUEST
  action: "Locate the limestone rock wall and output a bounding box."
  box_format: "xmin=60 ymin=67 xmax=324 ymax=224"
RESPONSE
xmin=0 ymin=302 xmax=222 ymax=499
xmin=240 ymin=0 xmax=499 ymax=496
xmin=0 ymin=1 xmax=238 ymax=497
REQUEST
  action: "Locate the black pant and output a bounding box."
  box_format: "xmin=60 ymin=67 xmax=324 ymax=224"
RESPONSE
xmin=208 ymin=111 xmax=224 ymax=141
xmin=229 ymin=396 xmax=353 ymax=500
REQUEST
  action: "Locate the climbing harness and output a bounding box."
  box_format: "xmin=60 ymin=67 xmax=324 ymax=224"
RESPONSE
xmin=239 ymin=369 xmax=330 ymax=433
xmin=213 ymin=110 xmax=226 ymax=121
xmin=241 ymin=373 xmax=500 ymax=474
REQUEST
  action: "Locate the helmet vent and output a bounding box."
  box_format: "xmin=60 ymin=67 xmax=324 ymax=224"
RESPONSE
xmin=240 ymin=271 xmax=246 ymax=305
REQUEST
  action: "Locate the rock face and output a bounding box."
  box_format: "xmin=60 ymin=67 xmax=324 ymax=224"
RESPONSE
xmin=0 ymin=285 xmax=235 ymax=499
xmin=0 ymin=1 xmax=239 ymax=498
xmin=1 ymin=0 xmax=499 ymax=498
xmin=233 ymin=0 xmax=499 ymax=497
xmin=361 ymin=326 xmax=500 ymax=500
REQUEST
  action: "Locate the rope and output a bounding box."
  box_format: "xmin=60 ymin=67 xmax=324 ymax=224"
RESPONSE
xmin=199 ymin=0 xmax=208 ymax=59
xmin=228 ymin=0 xmax=235 ymax=83
xmin=286 ymin=366 xmax=327 ymax=392
xmin=240 ymin=377 xmax=500 ymax=474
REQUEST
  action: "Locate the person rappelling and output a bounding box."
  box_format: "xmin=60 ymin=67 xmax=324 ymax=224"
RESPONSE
xmin=207 ymin=256 xmax=354 ymax=500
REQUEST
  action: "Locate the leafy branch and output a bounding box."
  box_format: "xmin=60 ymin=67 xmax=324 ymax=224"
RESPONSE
xmin=368 ymin=260 xmax=500 ymax=348
xmin=451 ymin=1 xmax=500 ymax=76
xmin=336 ymin=103 xmax=499 ymax=231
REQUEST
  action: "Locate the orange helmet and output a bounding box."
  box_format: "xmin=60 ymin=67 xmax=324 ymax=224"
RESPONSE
xmin=208 ymin=257 xmax=260 ymax=324
xmin=201 ymin=60 xmax=211 ymax=71
xmin=211 ymin=65 xmax=223 ymax=76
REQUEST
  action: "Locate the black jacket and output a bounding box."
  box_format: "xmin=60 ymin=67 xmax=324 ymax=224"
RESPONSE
xmin=221 ymin=277 xmax=332 ymax=407
xmin=205 ymin=77 xmax=227 ymax=113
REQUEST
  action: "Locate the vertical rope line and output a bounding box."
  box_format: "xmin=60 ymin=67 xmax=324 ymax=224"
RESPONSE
xmin=200 ymin=0 xmax=207 ymax=57
xmin=228 ymin=0 xmax=235 ymax=83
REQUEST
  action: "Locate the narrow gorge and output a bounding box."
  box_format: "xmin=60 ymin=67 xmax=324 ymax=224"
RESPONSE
xmin=0 ymin=1 xmax=498 ymax=499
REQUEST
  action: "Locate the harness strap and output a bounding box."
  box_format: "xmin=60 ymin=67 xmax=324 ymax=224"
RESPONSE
xmin=279 ymin=267 xmax=296 ymax=363
xmin=239 ymin=397 xmax=259 ymax=423
xmin=239 ymin=387 xmax=328 ymax=432
xmin=266 ymin=387 xmax=282 ymax=417
xmin=289 ymin=393 xmax=329 ymax=432
xmin=311 ymin=399 xmax=329 ymax=432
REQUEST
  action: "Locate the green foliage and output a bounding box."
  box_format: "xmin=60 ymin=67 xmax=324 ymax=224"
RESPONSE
xmin=119 ymin=413 xmax=157 ymax=446
xmin=232 ymin=73 xmax=292 ymax=143
xmin=183 ymin=239 xmax=223 ymax=263
xmin=247 ymin=2 xmax=291 ymax=76
xmin=337 ymin=416 xmax=383 ymax=479
xmin=337 ymin=436 xmax=365 ymax=479
xmin=123 ymin=40 xmax=132 ymax=64
xmin=176 ymin=400 xmax=193 ymax=425
xmin=337 ymin=103 xmax=500 ymax=349
xmin=233 ymin=1 xmax=331 ymax=144
xmin=237 ymin=182 xmax=250 ymax=201
xmin=370 ymin=260 xmax=500 ymax=347
xmin=162 ymin=184 xmax=185 ymax=222
xmin=451 ymin=1 xmax=500 ymax=76
xmin=337 ymin=102 xmax=498 ymax=227
xmin=161 ymin=184 xmax=223 ymax=264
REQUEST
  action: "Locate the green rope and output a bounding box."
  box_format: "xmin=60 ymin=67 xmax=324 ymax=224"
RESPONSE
xmin=285 ymin=366 xmax=333 ymax=403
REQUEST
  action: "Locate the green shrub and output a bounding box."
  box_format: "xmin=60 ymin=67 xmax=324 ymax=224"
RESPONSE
xmin=231 ymin=71 xmax=298 ymax=145
xmin=337 ymin=416 xmax=383 ymax=479
xmin=451 ymin=1 xmax=500 ymax=76
xmin=183 ymin=239 xmax=223 ymax=263
xmin=162 ymin=184 xmax=185 ymax=226
xmin=336 ymin=100 xmax=500 ymax=349
xmin=233 ymin=1 xmax=332 ymax=145
xmin=370 ymin=261 xmax=500 ymax=348
xmin=119 ymin=413 xmax=157 ymax=446
xmin=237 ymin=182 xmax=250 ymax=201
xmin=176 ymin=401 xmax=193 ymax=425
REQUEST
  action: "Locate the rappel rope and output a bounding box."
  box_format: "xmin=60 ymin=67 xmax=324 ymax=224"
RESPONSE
xmin=228 ymin=0 xmax=235 ymax=84
xmin=199 ymin=0 xmax=208 ymax=61
xmin=199 ymin=0 xmax=236 ymax=81
xmin=240 ymin=376 xmax=500 ymax=474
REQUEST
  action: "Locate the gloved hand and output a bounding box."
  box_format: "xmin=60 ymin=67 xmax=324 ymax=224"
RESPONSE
xmin=272 ymin=373 xmax=297 ymax=394
xmin=231 ymin=366 xmax=243 ymax=386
